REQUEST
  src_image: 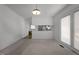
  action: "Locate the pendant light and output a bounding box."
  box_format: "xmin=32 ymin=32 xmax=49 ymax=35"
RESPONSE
xmin=32 ymin=4 xmax=40 ymax=15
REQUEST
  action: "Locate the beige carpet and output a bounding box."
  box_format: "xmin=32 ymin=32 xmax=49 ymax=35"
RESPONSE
xmin=22 ymin=39 xmax=76 ymax=55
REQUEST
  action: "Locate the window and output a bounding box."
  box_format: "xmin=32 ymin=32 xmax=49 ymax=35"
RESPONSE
xmin=31 ymin=25 xmax=36 ymax=29
xmin=61 ymin=15 xmax=71 ymax=45
xmin=74 ymin=11 xmax=79 ymax=50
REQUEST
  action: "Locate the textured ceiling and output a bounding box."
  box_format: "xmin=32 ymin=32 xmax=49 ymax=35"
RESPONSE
xmin=5 ymin=4 xmax=66 ymax=19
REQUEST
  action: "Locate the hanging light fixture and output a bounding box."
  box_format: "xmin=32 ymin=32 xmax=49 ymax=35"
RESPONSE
xmin=32 ymin=4 xmax=40 ymax=15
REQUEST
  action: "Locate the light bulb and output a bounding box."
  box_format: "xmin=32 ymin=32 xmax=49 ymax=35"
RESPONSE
xmin=32 ymin=9 xmax=40 ymax=15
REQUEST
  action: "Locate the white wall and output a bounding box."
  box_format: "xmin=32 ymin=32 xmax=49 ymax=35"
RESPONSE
xmin=32 ymin=16 xmax=53 ymax=39
xmin=0 ymin=5 xmax=28 ymax=50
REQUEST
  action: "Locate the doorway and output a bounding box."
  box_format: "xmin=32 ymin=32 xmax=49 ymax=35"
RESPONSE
xmin=28 ymin=31 xmax=32 ymax=39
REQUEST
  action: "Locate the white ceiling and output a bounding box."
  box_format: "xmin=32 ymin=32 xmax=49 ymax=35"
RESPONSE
xmin=5 ymin=4 xmax=66 ymax=19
